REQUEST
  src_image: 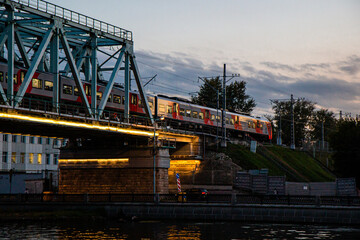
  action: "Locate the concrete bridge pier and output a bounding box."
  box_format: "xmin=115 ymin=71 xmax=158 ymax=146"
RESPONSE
xmin=59 ymin=148 xmax=170 ymax=194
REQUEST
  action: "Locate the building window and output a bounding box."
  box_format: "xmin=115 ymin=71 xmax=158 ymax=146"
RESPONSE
xmin=21 ymin=136 xmax=26 ymax=143
xmin=3 ymin=134 xmax=8 ymax=142
xmin=44 ymin=80 xmax=53 ymax=91
xmin=32 ymin=78 xmax=42 ymax=89
xmin=2 ymin=152 xmax=8 ymax=163
xmin=29 ymin=153 xmax=34 ymax=164
xmin=11 ymin=152 xmax=16 ymax=163
xmin=46 ymin=138 xmax=51 ymax=145
xmin=30 ymin=136 xmax=34 ymax=144
xmin=37 ymin=154 xmax=42 ymax=164
xmin=63 ymin=84 xmax=73 ymax=95
xmin=20 ymin=153 xmax=25 ymax=164
xmin=53 ymin=154 xmax=58 ymax=165
xmin=38 ymin=137 xmax=42 ymax=144
xmin=46 ymin=154 xmax=50 ymax=165
xmin=12 ymin=135 xmax=17 ymax=143
xmin=54 ymin=139 xmax=58 ymax=146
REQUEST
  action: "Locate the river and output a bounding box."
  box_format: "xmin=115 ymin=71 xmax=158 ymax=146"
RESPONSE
xmin=0 ymin=221 xmax=359 ymax=239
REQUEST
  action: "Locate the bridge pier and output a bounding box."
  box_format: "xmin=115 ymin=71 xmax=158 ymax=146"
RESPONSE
xmin=59 ymin=148 xmax=170 ymax=194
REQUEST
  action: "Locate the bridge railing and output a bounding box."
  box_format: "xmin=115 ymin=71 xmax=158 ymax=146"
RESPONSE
xmin=1 ymin=96 xmax=153 ymax=127
xmin=9 ymin=0 xmax=133 ymax=41
xmin=1 ymin=193 xmax=360 ymax=207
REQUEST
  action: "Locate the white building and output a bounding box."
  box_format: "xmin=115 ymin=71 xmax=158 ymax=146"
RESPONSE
xmin=0 ymin=132 xmax=63 ymax=172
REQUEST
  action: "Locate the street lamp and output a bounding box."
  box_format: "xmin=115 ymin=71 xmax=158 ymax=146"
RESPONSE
xmin=153 ymin=116 xmax=165 ymax=198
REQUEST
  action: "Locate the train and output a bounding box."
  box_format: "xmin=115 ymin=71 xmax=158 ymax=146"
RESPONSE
xmin=0 ymin=61 xmax=272 ymax=141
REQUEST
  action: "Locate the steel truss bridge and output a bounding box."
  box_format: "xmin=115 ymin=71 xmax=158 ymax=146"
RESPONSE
xmin=0 ymin=0 xmax=153 ymax=125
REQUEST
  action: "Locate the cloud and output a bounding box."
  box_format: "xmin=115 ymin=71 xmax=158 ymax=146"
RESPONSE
xmin=131 ymin=50 xmax=360 ymax=117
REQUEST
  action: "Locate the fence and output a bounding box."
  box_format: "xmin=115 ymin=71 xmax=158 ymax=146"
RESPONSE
xmin=1 ymin=193 xmax=359 ymax=207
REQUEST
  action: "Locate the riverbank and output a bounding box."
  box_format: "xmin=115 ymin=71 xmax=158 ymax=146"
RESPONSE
xmin=1 ymin=202 xmax=359 ymax=225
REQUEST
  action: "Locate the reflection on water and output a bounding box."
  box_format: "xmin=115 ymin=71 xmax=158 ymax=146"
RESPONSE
xmin=0 ymin=221 xmax=359 ymax=239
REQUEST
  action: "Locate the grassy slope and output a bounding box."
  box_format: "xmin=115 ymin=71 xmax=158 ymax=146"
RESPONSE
xmin=225 ymin=143 xmax=335 ymax=182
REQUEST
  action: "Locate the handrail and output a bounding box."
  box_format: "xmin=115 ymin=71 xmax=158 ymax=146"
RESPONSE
xmin=6 ymin=0 xmax=132 ymax=41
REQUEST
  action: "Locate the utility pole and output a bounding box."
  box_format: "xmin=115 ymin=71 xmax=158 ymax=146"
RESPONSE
xmin=221 ymin=64 xmax=227 ymax=147
xmin=290 ymin=94 xmax=295 ymax=150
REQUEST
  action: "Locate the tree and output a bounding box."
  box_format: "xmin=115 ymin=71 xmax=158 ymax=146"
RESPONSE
xmin=310 ymin=109 xmax=337 ymax=143
xmin=330 ymin=120 xmax=360 ymax=186
xmin=192 ymin=77 xmax=256 ymax=114
xmin=226 ymin=81 xmax=256 ymax=114
xmin=272 ymin=98 xmax=315 ymax=147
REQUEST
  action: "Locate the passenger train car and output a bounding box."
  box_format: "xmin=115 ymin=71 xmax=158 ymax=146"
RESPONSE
xmin=0 ymin=62 xmax=272 ymax=141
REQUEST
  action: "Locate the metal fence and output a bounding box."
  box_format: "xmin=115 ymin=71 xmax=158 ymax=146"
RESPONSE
xmin=1 ymin=193 xmax=359 ymax=207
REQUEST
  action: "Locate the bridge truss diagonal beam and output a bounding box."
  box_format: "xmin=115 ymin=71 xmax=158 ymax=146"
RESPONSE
xmin=14 ymin=25 xmax=54 ymax=107
xmin=59 ymin=27 xmax=93 ymax=116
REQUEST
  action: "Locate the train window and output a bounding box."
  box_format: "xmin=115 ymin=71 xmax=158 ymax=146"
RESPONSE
xmin=211 ymin=114 xmax=215 ymax=121
xmin=167 ymin=105 xmax=172 ymax=114
xmin=148 ymin=101 xmax=153 ymax=110
xmin=85 ymin=85 xmax=91 ymax=96
xmin=122 ymin=96 xmax=125 ymax=104
xmin=179 ymin=108 xmax=185 ymax=116
xmin=63 ymin=84 xmax=73 ymax=95
xmin=96 ymin=92 xmax=102 ymax=100
xmin=216 ymin=115 xmax=220 ymax=122
xmin=192 ymin=111 xmax=198 ymax=119
xmin=253 ymin=122 xmax=256 ymax=128
xmin=20 ymin=72 xmax=25 ymax=82
xmin=107 ymin=94 xmax=112 ymax=102
xmin=131 ymin=95 xmax=138 ymax=105
xmin=113 ymin=95 xmax=121 ymax=104
xmin=13 ymin=74 xmax=18 ymax=84
xmin=257 ymin=121 xmax=261 ymax=128
xmin=230 ymin=119 xmax=235 ymax=125
xmin=226 ymin=118 xmax=230 ymax=124
xmin=199 ymin=112 xmax=204 ymax=120
xmin=74 ymin=87 xmax=79 ymax=96
xmin=32 ymin=78 xmax=42 ymax=89
xmin=186 ymin=109 xmax=191 ymax=118
xmin=205 ymin=111 xmax=209 ymax=119
xmin=138 ymin=99 xmax=143 ymax=108
xmin=159 ymin=104 xmax=165 ymax=114
xmin=44 ymin=81 xmax=53 ymax=91
xmin=0 ymin=71 xmax=3 ymax=82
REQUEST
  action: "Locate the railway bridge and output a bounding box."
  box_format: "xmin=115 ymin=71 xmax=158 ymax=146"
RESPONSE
xmin=0 ymin=0 xmax=205 ymax=194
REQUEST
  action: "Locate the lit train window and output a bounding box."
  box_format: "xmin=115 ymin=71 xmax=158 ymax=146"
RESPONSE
xmin=159 ymin=104 xmax=165 ymax=114
xmin=85 ymin=85 xmax=91 ymax=96
xmin=192 ymin=111 xmax=198 ymax=118
xmin=173 ymin=103 xmax=179 ymax=113
xmin=167 ymin=105 xmax=172 ymax=114
xmin=131 ymin=95 xmax=138 ymax=105
xmin=248 ymin=122 xmax=251 ymax=128
xmin=113 ymin=95 xmax=121 ymax=104
xmin=63 ymin=85 xmax=73 ymax=95
xmin=107 ymin=95 xmax=112 ymax=102
xmin=13 ymin=74 xmax=18 ymax=84
xmin=199 ymin=112 xmax=204 ymax=120
xmin=96 ymin=92 xmax=102 ymax=100
xmin=20 ymin=72 xmax=25 ymax=82
xmin=148 ymin=101 xmax=153 ymax=110
xmin=74 ymin=87 xmax=79 ymax=96
xmin=122 ymin=96 xmax=125 ymax=104
xmin=44 ymin=81 xmax=53 ymax=91
xmin=138 ymin=99 xmax=143 ymax=108
xmin=32 ymin=79 xmax=42 ymax=89
xmin=226 ymin=118 xmax=229 ymax=124
xmin=179 ymin=108 xmax=185 ymax=116
xmin=253 ymin=122 xmax=256 ymax=128
xmin=216 ymin=115 xmax=220 ymax=122
xmin=211 ymin=114 xmax=215 ymax=121
xmin=186 ymin=110 xmax=191 ymax=118
xmin=230 ymin=119 xmax=234 ymax=125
